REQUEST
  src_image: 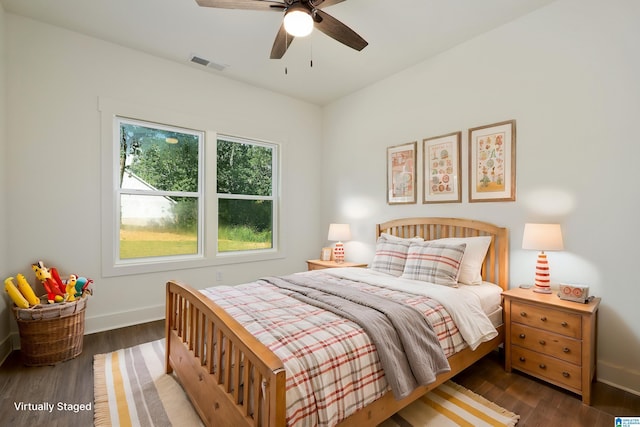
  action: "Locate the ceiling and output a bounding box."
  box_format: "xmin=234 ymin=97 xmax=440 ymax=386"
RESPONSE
xmin=1 ymin=0 xmax=555 ymax=105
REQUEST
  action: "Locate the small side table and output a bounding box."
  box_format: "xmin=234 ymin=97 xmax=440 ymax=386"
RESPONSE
xmin=306 ymin=259 xmax=368 ymax=271
xmin=503 ymin=287 xmax=600 ymax=404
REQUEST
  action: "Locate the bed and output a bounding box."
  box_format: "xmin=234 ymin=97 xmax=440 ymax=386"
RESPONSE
xmin=165 ymin=217 xmax=509 ymax=427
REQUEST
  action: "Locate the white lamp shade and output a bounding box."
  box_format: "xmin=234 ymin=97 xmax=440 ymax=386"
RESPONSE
xmin=522 ymin=223 xmax=564 ymax=251
xmin=283 ymin=8 xmax=314 ymax=37
xmin=327 ymin=223 xmax=351 ymax=242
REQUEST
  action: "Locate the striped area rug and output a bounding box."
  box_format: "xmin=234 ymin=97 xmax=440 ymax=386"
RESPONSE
xmin=94 ymin=339 xmax=518 ymax=427
xmin=379 ymin=381 xmax=519 ymax=427
xmin=93 ymin=339 xmax=203 ymax=427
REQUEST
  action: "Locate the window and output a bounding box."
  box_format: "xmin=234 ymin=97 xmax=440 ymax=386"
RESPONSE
xmin=118 ymin=118 xmax=203 ymax=261
xmin=100 ymin=97 xmax=282 ymax=276
xmin=216 ymin=136 xmax=277 ymax=254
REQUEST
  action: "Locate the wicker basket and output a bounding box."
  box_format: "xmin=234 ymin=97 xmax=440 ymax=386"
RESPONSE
xmin=12 ymin=297 xmax=87 ymax=366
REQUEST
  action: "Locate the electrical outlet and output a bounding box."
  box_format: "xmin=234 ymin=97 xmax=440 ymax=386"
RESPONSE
xmin=216 ymin=271 xmax=223 ymax=281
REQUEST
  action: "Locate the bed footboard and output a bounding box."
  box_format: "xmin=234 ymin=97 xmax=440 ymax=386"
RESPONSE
xmin=166 ymin=280 xmax=286 ymax=427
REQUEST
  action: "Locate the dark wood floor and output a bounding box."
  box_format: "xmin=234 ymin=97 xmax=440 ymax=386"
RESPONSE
xmin=453 ymin=351 xmax=640 ymax=426
xmin=1 ymin=320 xmax=638 ymax=426
xmin=0 ymin=320 xmax=166 ymax=427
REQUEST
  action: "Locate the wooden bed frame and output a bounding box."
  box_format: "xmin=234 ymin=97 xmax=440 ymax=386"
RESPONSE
xmin=166 ymin=217 xmax=509 ymax=427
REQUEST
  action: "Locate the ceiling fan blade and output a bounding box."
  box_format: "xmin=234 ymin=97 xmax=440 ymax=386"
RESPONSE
xmin=270 ymin=23 xmax=294 ymax=59
xmin=313 ymin=9 xmax=367 ymax=51
xmin=195 ymin=0 xmax=285 ymax=11
xmin=313 ymin=0 xmax=346 ymax=8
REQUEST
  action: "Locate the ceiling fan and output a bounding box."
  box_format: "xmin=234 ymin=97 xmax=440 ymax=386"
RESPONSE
xmin=195 ymin=0 xmax=368 ymax=59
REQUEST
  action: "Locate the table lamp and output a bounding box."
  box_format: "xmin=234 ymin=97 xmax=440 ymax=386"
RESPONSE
xmin=328 ymin=224 xmax=351 ymax=263
xmin=522 ymin=223 xmax=564 ymax=293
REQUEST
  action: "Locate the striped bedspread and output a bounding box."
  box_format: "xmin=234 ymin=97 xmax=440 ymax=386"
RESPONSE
xmin=200 ymin=270 xmax=473 ymax=427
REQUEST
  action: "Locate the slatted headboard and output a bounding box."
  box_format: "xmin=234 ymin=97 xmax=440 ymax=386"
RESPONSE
xmin=376 ymin=217 xmax=509 ymax=291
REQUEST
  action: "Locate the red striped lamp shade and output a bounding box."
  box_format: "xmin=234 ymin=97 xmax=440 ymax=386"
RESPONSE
xmin=522 ymin=223 xmax=564 ymax=294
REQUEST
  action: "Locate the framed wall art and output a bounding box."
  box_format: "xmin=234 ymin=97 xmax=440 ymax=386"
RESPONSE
xmin=468 ymin=120 xmax=516 ymax=202
xmin=423 ymin=131 xmax=462 ymax=203
xmin=387 ymin=141 xmax=417 ymax=204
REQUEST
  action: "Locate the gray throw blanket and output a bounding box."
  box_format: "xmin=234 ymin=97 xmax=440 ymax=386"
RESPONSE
xmin=261 ymin=273 xmax=451 ymax=400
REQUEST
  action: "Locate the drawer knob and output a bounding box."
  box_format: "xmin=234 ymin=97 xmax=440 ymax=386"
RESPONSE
xmin=561 ymin=321 xmax=568 ymax=327
xmin=563 ymin=347 xmax=570 ymax=353
xmin=539 ymin=340 xmax=546 ymax=345
xmin=519 ymin=356 xmax=526 ymax=362
xmin=520 ymin=311 xmax=527 ymax=317
xmin=562 ymin=371 xmax=570 ymax=378
xmin=539 ymin=363 xmax=547 ymax=369
xmin=519 ymin=333 xmax=526 ymax=339
xmin=540 ymin=316 xmax=547 ymax=322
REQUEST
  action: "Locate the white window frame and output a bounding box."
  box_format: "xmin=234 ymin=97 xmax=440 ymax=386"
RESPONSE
xmin=215 ymin=134 xmax=279 ymax=258
xmin=99 ymin=97 xmax=283 ymax=277
xmin=116 ymin=116 xmax=205 ymax=263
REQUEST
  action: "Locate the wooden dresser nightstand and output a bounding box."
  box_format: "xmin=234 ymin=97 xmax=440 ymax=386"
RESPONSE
xmin=306 ymin=260 xmax=368 ymax=271
xmin=503 ymin=287 xmax=601 ymax=405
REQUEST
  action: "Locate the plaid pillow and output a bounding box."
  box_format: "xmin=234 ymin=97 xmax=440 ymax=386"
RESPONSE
xmin=401 ymin=241 xmax=467 ymax=286
xmin=370 ymin=233 xmax=423 ymax=277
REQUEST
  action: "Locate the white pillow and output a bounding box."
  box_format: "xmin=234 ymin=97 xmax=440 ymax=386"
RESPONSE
xmin=436 ymin=236 xmax=492 ymax=285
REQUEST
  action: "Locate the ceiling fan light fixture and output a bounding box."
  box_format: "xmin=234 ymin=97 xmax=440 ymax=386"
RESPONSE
xmin=283 ymin=6 xmax=314 ymax=37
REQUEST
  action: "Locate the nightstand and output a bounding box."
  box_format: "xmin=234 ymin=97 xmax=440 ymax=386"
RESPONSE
xmin=503 ymin=287 xmax=600 ymax=405
xmin=306 ymin=259 xmax=368 ymax=271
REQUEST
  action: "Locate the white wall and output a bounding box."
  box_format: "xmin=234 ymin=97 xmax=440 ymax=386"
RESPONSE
xmin=0 ymin=4 xmax=11 ymax=364
xmin=322 ymin=0 xmax=640 ymax=394
xmin=3 ymin=15 xmax=323 ymax=334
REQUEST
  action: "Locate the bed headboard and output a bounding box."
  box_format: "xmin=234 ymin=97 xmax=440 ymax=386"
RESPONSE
xmin=376 ymin=217 xmax=509 ymax=291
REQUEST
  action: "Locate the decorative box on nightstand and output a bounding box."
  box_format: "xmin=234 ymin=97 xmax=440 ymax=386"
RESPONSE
xmin=502 ymin=287 xmax=601 ymax=405
xmin=306 ymin=259 xmax=368 ymax=271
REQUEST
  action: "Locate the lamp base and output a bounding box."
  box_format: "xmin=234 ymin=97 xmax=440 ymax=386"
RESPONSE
xmin=533 ymin=252 xmax=552 ymax=294
xmin=333 ymin=242 xmax=345 ymax=264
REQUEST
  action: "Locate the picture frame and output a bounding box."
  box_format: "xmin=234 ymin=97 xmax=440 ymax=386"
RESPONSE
xmin=468 ymin=120 xmax=516 ymax=202
xmin=387 ymin=141 xmax=417 ymax=204
xmin=320 ymin=247 xmax=333 ymax=261
xmin=423 ymin=131 xmax=462 ymax=204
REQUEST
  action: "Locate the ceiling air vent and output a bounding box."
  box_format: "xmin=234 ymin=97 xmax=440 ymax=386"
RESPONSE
xmin=189 ymin=55 xmax=227 ymax=71
xmin=190 ymin=55 xmax=210 ymax=66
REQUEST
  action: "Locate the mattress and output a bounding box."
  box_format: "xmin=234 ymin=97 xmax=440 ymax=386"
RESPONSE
xmin=459 ymin=281 xmax=503 ymax=327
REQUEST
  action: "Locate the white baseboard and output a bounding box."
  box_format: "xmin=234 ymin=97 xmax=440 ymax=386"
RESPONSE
xmin=597 ymin=359 xmax=640 ymax=397
xmin=84 ymin=303 xmax=165 ymax=335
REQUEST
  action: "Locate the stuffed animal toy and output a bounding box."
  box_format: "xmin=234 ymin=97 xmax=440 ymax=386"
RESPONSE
xmin=32 ymin=261 xmax=64 ymax=303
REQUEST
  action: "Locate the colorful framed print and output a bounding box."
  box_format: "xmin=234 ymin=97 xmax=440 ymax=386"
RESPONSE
xmin=387 ymin=141 xmax=417 ymax=204
xmin=468 ymin=120 xmax=516 ymax=202
xmin=423 ymin=131 xmax=462 ymax=204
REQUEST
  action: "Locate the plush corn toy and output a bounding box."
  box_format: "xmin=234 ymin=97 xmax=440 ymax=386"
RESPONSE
xmin=4 ymin=275 xmax=40 ymax=308
xmin=4 ymin=277 xmax=30 ymax=308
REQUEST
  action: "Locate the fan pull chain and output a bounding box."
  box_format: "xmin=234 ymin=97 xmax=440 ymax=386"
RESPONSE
xmin=285 ymin=31 xmax=289 ymax=75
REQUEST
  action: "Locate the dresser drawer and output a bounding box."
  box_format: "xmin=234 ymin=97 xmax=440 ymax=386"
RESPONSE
xmin=511 ymin=346 xmax=582 ymax=390
xmin=511 ymin=323 xmax=581 ymax=365
xmin=511 ymin=301 xmax=581 ymax=338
